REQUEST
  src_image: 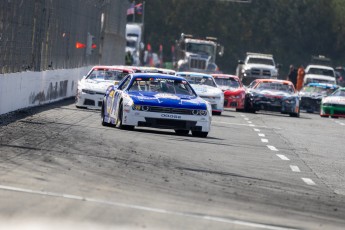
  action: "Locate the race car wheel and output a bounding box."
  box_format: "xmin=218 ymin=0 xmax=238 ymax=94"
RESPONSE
xmin=175 ymin=129 xmax=189 ymax=135
xmin=331 ymin=116 xmax=339 ymax=119
xmin=117 ymin=103 xmax=134 ymax=130
xmin=212 ymin=111 xmax=222 ymax=116
xmin=191 ymin=131 xmax=208 ymax=138
xmin=320 ymin=115 xmax=329 ymax=118
xmin=289 ymin=110 xmax=300 ymax=118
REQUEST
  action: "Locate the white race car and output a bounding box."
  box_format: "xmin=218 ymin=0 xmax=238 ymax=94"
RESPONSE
xmin=76 ymin=66 xmax=133 ymax=109
xmin=175 ymin=72 xmax=224 ymax=115
xmin=101 ymin=73 xmax=212 ymax=137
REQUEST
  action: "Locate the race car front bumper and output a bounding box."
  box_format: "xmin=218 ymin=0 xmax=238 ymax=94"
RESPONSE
xmin=122 ymin=108 xmax=211 ymax=132
xmin=75 ymin=89 xmax=104 ymax=109
xmin=320 ymin=104 xmax=345 ymax=117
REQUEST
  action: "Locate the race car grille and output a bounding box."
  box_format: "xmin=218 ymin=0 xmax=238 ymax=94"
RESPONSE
xmin=149 ymin=106 xmax=193 ymax=115
xmin=300 ymin=97 xmax=321 ymax=110
xmin=140 ymin=118 xmax=197 ymax=129
xmin=84 ymin=99 xmax=95 ymax=106
xmin=190 ymin=58 xmax=206 ymax=70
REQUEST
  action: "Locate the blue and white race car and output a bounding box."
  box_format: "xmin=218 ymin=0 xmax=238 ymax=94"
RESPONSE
xmin=101 ymin=73 xmax=212 ymax=137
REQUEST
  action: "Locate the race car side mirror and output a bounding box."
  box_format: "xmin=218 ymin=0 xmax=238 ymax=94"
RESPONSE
xmin=238 ymin=60 xmax=244 ymax=65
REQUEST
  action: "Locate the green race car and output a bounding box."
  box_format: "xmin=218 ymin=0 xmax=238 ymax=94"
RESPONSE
xmin=320 ymin=87 xmax=345 ymax=118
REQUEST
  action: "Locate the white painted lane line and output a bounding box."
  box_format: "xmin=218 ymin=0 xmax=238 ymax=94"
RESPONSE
xmin=302 ymin=178 xmax=316 ymax=185
xmin=247 ymin=121 xmax=252 ymax=124
xmin=267 ymin=145 xmax=279 ymax=151
xmin=276 ymin=154 xmax=290 ymax=161
xmin=244 ymin=118 xmax=249 ymax=120
xmin=254 ymin=128 xmax=260 ymax=132
xmin=261 ymin=138 xmax=269 ymax=143
xmin=212 ymin=121 xmax=259 ymax=127
xmin=340 ymin=123 xmax=345 ymax=126
xmin=241 ymin=114 xmax=245 ymax=117
xmin=290 ymin=165 xmax=301 ymax=172
xmin=249 ymin=124 xmax=255 ymax=127
xmin=0 ymin=185 xmax=298 ymax=230
xmin=258 ymin=133 xmax=265 ymax=137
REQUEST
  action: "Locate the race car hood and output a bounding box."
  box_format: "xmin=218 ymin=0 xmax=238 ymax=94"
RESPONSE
xmin=251 ymin=89 xmax=295 ymax=98
xmin=128 ymin=91 xmax=208 ymax=110
xmin=191 ymin=84 xmax=223 ymax=97
xmin=299 ymin=91 xmax=327 ymax=99
xmin=79 ymin=79 xmax=118 ymax=93
xmin=322 ymin=96 xmax=345 ymax=105
xmin=220 ymin=86 xmax=244 ymax=95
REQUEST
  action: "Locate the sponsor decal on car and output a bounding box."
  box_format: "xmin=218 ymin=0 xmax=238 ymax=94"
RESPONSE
xmin=161 ymin=114 xmax=182 ymax=119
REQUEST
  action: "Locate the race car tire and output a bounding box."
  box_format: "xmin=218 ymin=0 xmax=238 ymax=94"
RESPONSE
xmin=331 ymin=116 xmax=339 ymax=119
xmin=192 ymin=131 xmax=208 ymax=138
xmin=101 ymin=103 xmax=110 ymax=127
xmin=117 ymin=102 xmax=134 ymax=130
xmin=320 ymin=115 xmax=329 ymax=118
xmin=212 ymin=111 xmax=222 ymax=116
xmin=289 ymin=109 xmax=300 ymax=118
xmin=174 ymin=129 xmax=189 ymax=135
xmin=236 ymin=108 xmax=244 ymax=112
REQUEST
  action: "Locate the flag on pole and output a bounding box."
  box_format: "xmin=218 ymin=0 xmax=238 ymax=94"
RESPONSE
xmin=135 ymin=3 xmax=143 ymax=15
xmin=127 ymin=3 xmax=135 ymax=15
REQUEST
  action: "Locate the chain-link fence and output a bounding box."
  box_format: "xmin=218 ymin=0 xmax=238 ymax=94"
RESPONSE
xmin=0 ymin=0 xmax=128 ymax=74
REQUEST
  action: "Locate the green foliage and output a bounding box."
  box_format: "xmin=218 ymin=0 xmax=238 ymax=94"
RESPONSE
xmin=142 ymin=0 xmax=345 ymax=76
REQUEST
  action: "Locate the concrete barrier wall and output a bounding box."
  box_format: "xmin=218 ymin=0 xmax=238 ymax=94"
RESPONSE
xmin=0 ymin=66 xmax=92 ymax=115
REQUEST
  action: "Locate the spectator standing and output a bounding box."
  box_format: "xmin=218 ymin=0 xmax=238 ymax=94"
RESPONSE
xmin=125 ymin=51 xmax=134 ymax=66
xmin=287 ymin=65 xmax=298 ymax=88
xmin=296 ymin=65 xmax=305 ymax=91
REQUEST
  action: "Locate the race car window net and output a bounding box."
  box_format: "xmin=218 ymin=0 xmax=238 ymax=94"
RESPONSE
xmin=87 ymin=69 xmax=129 ymax=81
xmin=128 ymin=78 xmax=196 ymax=96
xmin=214 ymin=78 xmax=240 ymax=88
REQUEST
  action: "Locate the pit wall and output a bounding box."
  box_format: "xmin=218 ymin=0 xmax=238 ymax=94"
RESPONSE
xmin=0 ymin=66 xmax=92 ymax=115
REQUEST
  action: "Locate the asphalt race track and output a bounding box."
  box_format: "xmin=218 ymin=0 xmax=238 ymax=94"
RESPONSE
xmin=0 ymin=98 xmax=345 ymax=230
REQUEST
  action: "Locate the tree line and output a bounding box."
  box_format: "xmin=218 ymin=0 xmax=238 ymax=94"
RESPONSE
xmin=139 ymin=0 xmax=345 ymax=77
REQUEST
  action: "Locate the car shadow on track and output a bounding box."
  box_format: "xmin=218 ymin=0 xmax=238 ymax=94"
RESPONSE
xmin=255 ymin=111 xmax=311 ymax=120
xmin=128 ymin=128 xmax=224 ymax=141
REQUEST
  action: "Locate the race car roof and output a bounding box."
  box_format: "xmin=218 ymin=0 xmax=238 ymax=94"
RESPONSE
xmin=255 ymin=79 xmax=293 ymax=84
xmin=131 ymin=73 xmax=187 ymax=81
xmin=211 ymin=74 xmax=239 ymax=79
xmin=91 ymin=65 xmax=134 ymax=73
xmin=175 ymin=72 xmax=213 ymax=78
xmin=306 ymin=83 xmax=338 ymax=88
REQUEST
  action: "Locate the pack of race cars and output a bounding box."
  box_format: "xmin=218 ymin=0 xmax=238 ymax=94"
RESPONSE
xmin=76 ymin=65 xmax=345 ymax=138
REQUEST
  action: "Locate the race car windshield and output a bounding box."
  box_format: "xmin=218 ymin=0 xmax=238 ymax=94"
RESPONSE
xmin=331 ymin=89 xmax=345 ymax=97
xmin=307 ymin=68 xmax=335 ymax=77
xmin=302 ymin=86 xmax=337 ymax=95
xmin=247 ymin=58 xmax=274 ymax=66
xmin=214 ymin=78 xmax=240 ymax=88
xmin=87 ymin=69 xmax=128 ymax=81
xmin=183 ymin=76 xmax=217 ymax=87
xmin=128 ymin=78 xmax=196 ymax=96
xmin=256 ymin=82 xmax=294 ymax=93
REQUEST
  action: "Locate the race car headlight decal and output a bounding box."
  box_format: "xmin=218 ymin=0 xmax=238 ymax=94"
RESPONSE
xmin=132 ymin=104 xmax=150 ymax=111
xmin=200 ymin=110 xmax=207 ymax=116
xmin=142 ymin=106 xmax=150 ymax=111
xmin=192 ymin=110 xmax=207 ymax=116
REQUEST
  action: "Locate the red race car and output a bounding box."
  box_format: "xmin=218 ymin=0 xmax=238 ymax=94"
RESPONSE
xmin=212 ymin=74 xmax=245 ymax=111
